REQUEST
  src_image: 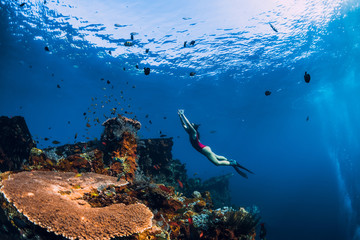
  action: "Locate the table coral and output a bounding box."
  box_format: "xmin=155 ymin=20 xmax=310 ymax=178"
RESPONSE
xmin=0 ymin=171 xmax=153 ymax=240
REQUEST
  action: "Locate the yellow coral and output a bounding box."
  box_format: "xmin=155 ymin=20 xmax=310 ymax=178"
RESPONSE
xmin=30 ymin=148 xmax=43 ymax=156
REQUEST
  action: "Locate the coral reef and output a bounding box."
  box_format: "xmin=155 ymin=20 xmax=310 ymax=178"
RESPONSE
xmin=101 ymin=116 xmax=141 ymax=182
xmin=137 ymin=138 xmax=188 ymax=190
xmin=0 ymin=116 xmax=35 ymax=172
xmin=186 ymin=173 xmax=234 ymax=208
xmin=137 ymin=138 xmax=232 ymax=207
xmin=0 ymin=115 xmax=261 ymax=240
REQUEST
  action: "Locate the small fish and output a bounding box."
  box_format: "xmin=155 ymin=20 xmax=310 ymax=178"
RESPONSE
xmin=153 ymin=165 xmax=160 ymax=170
xmin=189 ymin=72 xmax=196 ymax=76
xmin=57 ymin=84 xmax=61 ymax=88
xmin=86 ymin=123 xmax=91 ymax=127
xmin=160 ymin=134 xmax=167 ymax=137
xmin=74 ymin=133 xmax=78 ymax=139
xmin=306 ymin=116 xmax=309 ymax=121
xmin=184 ymin=41 xmax=187 ymax=47
xmin=188 ymin=217 xmax=193 ymax=225
xmin=102 ymin=142 xmax=107 ymax=146
xmin=209 ymin=130 xmax=216 ymax=134
xmin=108 ymin=50 xmax=112 ymax=55
xmin=177 ymin=179 xmax=183 ymax=188
xmin=269 ymin=23 xmax=278 ymax=32
xmin=107 ymin=80 xmax=110 ymax=84
xmin=265 ymin=90 xmax=271 ymax=96
xmin=83 ymin=112 xmax=86 ymax=116
xmin=163 ymin=116 xmax=167 ymax=119
xmin=124 ymin=41 xmax=134 ymax=46
xmin=19 ymin=3 xmax=26 ymax=7
xmin=189 ymin=40 xmax=195 ymax=46
xmin=44 ymin=46 xmax=50 ymax=51
xmin=149 ymin=120 xmax=152 ymax=124
xmin=144 ymin=67 xmax=150 ymax=75
xmin=52 ymin=140 xmax=60 ymax=144
xmin=135 ymin=64 xmax=139 ymax=69
xmin=44 ymin=137 xmax=49 ymax=141
xmin=304 ymin=71 xmax=311 ymax=83
xmin=200 ymin=232 xmax=204 ymax=238
xmin=145 ymin=48 xmax=149 ymax=53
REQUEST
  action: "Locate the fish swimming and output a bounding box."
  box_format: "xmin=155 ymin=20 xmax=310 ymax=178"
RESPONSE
xmin=269 ymin=23 xmax=278 ymax=32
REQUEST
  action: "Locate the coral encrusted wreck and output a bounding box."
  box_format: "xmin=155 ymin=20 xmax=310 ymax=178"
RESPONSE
xmin=0 ymin=115 xmax=260 ymax=240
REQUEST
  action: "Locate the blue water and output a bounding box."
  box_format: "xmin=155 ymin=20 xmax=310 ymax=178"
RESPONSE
xmin=1 ymin=0 xmax=360 ymax=239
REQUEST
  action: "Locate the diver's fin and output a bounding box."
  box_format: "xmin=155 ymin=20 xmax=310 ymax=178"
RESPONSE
xmin=236 ymin=163 xmax=254 ymax=174
xmin=233 ymin=166 xmax=248 ymax=179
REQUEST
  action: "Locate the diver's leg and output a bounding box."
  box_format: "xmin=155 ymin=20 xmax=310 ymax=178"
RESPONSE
xmin=215 ymin=154 xmax=228 ymax=161
xmin=202 ymin=147 xmax=230 ymax=166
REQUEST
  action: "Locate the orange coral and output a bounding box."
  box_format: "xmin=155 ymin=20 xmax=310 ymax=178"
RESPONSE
xmin=89 ymin=149 xmax=107 ymax=174
xmin=28 ymin=151 xmax=56 ymax=170
xmin=0 ymin=171 xmax=153 ymax=240
xmin=57 ymin=154 xmax=90 ymax=172
xmin=115 ymin=131 xmax=138 ymax=182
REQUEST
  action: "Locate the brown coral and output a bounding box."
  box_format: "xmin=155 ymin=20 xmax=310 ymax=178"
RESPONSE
xmin=0 ymin=171 xmax=153 ymax=240
xmin=118 ymin=131 xmax=138 ymax=181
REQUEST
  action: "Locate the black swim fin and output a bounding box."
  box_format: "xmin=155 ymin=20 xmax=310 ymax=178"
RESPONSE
xmin=236 ymin=163 xmax=254 ymax=174
xmin=233 ymin=166 xmax=248 ymax=179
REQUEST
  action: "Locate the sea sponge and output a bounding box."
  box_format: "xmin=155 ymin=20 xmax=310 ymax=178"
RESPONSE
xmin=0 ymin=171 xmax=153 ymax=240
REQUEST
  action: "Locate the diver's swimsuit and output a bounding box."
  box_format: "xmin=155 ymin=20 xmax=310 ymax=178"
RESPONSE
xmin=190 ymin=131 xmax=206 ymax=153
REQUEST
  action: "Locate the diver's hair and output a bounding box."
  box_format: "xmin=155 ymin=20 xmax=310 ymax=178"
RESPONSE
xmin=192 ymin=123 xmax=201 ymax=139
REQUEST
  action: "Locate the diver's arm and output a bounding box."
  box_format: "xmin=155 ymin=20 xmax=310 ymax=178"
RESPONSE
xmin=178 ymin=112 xmax=188 ymax=130
xmin=181 ymin=112 xmax=196 ymax=134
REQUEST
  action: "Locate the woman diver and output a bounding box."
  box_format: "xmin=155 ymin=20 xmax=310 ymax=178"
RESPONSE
xmin=178 ymin=109 xmax=254 ymax=178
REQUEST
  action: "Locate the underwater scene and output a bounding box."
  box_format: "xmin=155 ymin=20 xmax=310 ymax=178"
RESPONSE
xmin=1 ymin=0 xmax=360 ymax=239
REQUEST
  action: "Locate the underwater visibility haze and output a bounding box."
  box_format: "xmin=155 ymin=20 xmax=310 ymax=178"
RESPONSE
xmin=1 ymin=0 xmax=360 ymax=239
